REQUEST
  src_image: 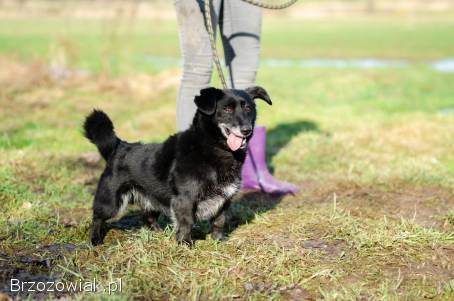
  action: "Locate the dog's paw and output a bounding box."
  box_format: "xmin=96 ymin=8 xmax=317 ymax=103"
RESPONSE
xmin=146 ymin=223 xmax=162 ymax=232
xmin=211 ymin=231 xmax=227 ymax=242
xmin=176 ymin=237 xmax=194 ymax=247
xmin=90 ymin=236 xmax=104 ymax=246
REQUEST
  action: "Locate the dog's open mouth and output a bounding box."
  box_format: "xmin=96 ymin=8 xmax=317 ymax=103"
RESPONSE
xmin=220 ymin=125 xmax=246 ymax=151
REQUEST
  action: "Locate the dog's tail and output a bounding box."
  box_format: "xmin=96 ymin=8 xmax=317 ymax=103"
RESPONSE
xmin=83 ymin=110 xmax=119 ymax=161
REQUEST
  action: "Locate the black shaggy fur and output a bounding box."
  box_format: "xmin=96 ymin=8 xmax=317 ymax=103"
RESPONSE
xmin=83 ymin=86 xmax=272 ymax=245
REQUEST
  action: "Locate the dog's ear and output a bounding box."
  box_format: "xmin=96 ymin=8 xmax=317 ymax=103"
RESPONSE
xmin=245 ymin=86 xmax=272 ymax=105
xmin=194 ymin=87 xmax=224 ymax=115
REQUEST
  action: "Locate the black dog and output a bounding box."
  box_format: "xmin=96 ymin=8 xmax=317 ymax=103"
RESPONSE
xmin=83 ymin=86 xmax=272 ymax=245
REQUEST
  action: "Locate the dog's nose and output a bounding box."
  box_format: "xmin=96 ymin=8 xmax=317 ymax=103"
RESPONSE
xmin=240 ymin=127 xmax=252 ymax=137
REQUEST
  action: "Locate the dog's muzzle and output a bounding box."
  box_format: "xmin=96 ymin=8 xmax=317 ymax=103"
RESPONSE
xmin=219 ymin=124 xmax=248 ymax=151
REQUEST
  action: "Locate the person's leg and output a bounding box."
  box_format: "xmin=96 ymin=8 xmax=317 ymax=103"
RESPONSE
xmin=221 ymin=0 xmax=298 ymax=195
xmin=242 ymin=126 xmax=299 ymax=195
xmin=174 ymin=0 xmax=222 ymax=131
xmin=220 ymin=0 xmax=261 ymax=89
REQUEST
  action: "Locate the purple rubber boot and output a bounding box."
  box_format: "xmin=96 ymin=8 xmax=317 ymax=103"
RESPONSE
xmin=241 ymin=126 xmax=299 ymax=195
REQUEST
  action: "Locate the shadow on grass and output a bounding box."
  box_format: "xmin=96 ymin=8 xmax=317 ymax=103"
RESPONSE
xmin=226 ymin=191 xmax=284 ymax=234
xmin=266 ymin=120 xmax=321 ymax=172
xmin=107 ymin=191 xmax=283 ymax=241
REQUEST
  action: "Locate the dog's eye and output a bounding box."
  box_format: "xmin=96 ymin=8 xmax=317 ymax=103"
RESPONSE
xmin=223 ymin=106 xmax=234 ymax=113
xmin=244 ymin=106 xmax=251 ymax=112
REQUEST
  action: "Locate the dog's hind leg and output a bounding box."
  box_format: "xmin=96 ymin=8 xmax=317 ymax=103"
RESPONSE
xmin=91 ymin=199 xmax=119 ymax=246
xmin=90 ymin=176 xmax=121 ymax=246
xmin=210 ymin=204 xmax=229 ymax=241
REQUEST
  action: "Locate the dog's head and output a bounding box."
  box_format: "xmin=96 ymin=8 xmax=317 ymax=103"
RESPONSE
xmin=194 ymin=86 xmax=272 ymax=151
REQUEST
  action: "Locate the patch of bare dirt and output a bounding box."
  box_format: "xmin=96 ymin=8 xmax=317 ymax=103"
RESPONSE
xmin=0 ymin=58 xmax=51 ymax=96
xmin=0 ymin=57 xmax=179 ymax=113
xmin=302 ymin=239 xmax=346 ymax=258
xmin=56 ymin=208 xmax=91 ymax=228
xmin=380 ymin=246 xmax=454 ymax=295
xmin=0 ymin=292 xmax=12 ymax=301
xmin=247 ymin=228 xmax=348 ymax=261
xmin=299 ymin=180 xmax=454 ymax=231
xmin=71 ymin=175 xmax=98 ymax=186
xmin=90 ymin=69 xmax=180 ymax=102
xmin=243 ymin=282 xmax=316 ymax=300
xmin=11 ymin=160 xmax=47 ymax=194
xmin=78 ymin=152 xmax=101 ymax=168
xmin=0 ymin=243 xmax=82 ymax=299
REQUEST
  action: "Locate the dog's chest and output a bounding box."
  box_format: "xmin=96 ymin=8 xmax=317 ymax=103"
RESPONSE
xmin=195 ymin=182 xmax=239 ymax=220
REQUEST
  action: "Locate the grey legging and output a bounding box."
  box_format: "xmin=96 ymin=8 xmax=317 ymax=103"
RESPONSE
xmin=174 ymin=0 xmax=262 ymax=131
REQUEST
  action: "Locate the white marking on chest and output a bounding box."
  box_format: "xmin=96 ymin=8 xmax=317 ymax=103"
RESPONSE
xmin=195 ymin=183 xmax=240 ymax=220
xmin=170 ymin=207 xmax=177 ymax=227
xmin=196 ymin=196 xmax=226 ymax=220
xmin=223 ymin=183 xmax=240 ymax=198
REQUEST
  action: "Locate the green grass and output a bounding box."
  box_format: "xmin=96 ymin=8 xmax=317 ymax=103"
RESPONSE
xmin=1 ymin=6 xmax=454 ymax=301
xmin=1 ymin=13 xmax=454 ymax=75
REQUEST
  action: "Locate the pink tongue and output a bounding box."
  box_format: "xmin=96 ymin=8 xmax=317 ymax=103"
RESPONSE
xmin=227 ymin=133 xmax=243 ymax=151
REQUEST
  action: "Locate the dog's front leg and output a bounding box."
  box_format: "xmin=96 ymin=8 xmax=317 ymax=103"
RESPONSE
xmin=171 ymin=197 xmax=195 ymax=245
xmin=211 ymin=200 xmax=230 ymax=241
xmin=91 ymin=214 xmax=105 ymax=246
xmin=211 ymin=210 xmax=227 ymax=241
